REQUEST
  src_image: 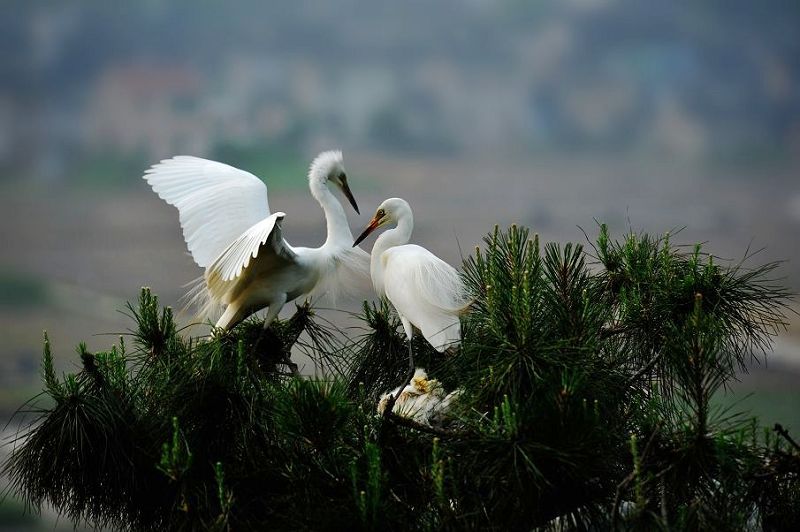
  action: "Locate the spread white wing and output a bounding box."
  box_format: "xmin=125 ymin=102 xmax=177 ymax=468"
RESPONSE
xmin=143 ymin=156 xmax=270 ymax=268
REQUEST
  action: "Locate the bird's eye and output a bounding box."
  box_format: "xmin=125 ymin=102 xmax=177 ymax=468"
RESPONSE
xmin=377 ymin=209 xmax=385 ymax=218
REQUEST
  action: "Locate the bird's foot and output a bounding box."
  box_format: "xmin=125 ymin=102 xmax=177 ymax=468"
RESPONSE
xmin=444 ymin=345 xmax=460 ymax=357
xmin=210 ymin=324 xmax=228 ymax=340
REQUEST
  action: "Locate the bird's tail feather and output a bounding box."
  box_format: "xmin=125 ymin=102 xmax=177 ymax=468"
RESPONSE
xmin=181 ymin=275 xmax=224 ymax=324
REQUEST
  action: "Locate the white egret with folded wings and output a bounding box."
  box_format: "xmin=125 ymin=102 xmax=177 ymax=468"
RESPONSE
xmin=353 ymin=197 xmax=469 ymax=372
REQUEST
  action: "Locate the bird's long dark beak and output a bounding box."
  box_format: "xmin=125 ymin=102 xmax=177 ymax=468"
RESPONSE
xmin=353 ymin=215 xmax=381 ymax=247
xmin=340 ymin=177 xmax=360 ymax=215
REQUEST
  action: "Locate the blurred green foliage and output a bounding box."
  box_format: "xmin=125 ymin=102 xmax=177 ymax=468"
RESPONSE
xmin=72 ymin=153 xmax=149 ymax=188
xmin=0 ymin=496 xmax=39 ymax=527
xmin=211 ymin=143 xmax=309 ymax=190
xmin=714 ymin=387 xmax=800 ymax=435
xmin=67 ymin=144 xmax=310 ymax=189
xmin=0 ymin=272 xmax=49 ymax=308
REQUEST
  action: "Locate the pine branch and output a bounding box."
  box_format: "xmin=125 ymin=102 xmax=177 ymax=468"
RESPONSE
xmin=611 ymin=424 xmax=662 ymax=529
xmin=774 ymin=424 xmax=800 ymax=453
xmin=4 ymin=225 xmax=797 ymax=531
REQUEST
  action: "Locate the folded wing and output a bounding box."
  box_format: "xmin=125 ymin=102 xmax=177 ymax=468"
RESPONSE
xmin=382 ymin=245 xmax=468 ymax=351
xmin=205 ymin=213 xmax=298 ymax=302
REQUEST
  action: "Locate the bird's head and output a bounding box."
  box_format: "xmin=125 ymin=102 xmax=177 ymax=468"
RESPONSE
xmin=308 ymin=150 xmax=359 ymax=214
xmin=353 ymin=197 xmax=411 ymax=247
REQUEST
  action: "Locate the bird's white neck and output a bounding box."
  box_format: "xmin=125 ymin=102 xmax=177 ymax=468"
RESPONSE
xmin=309 ymin=178 xmax=354 ymax=249
xmin=370 ymin=214 xmax=413 ymax=296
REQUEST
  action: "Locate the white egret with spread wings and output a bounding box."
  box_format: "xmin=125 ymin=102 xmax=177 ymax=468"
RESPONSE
xmin=144 ymin=150 xmax=369 ymax=331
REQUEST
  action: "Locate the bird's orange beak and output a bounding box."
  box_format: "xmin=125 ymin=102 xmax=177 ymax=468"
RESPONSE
xmin=340 ymin=176 xmax=360 ymax=215
xmin=353 ymin=214 xmax=382 ymax=247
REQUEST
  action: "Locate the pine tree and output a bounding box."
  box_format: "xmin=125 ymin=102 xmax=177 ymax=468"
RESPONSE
xmin=3 ymin=225 xmax=799 ymax=531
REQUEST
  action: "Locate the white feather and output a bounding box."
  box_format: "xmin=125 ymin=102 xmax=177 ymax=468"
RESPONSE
xmin=307 ymin=245 xmax=371 ymax=306
xmin=207 ymin=213 xmax=290 ymax=283
xmin=143 ymin=156 xmax=270 ymax=268
xmin=181 ymin=274 xmax=221 ymax=322
xmin=145 ymin=151 xmax=370 ymax=331
xmin=377 ymin=368 xmax=460 ymax=426
xmin=383 ymin=246 xmax=466 ymax=351
xmin=364 ymin=198 xmax=468 ymax=352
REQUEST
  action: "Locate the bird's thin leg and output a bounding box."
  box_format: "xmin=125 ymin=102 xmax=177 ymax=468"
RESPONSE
xmin=407 ymin=338 xmax=415 ymax=375
xmin=382 ymin=320 xmax=417 ymax=417
xmin=382 ymin=335 xmax=416 ymax=419
xmin=400 ymin=318 xmax=415 ymax=376
xmin=263 ymin=294 xmax=287 ymax=330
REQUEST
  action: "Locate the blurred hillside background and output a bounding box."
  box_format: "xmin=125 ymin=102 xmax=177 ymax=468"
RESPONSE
xmin=1 ymin=0 xmax=799 ymax=528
